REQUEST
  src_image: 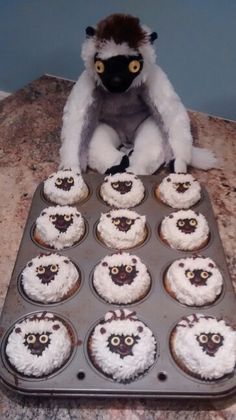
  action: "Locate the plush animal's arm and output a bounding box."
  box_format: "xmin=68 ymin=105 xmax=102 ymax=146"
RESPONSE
xmin=144 ymin=65 xmax=192 ymax=173
xmin=60 ymin=71 xmax=98 ymax=172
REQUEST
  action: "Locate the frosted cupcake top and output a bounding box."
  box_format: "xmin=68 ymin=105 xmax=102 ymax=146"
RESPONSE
xmin=89 ymin=309 xmax=156 ymax=382
xmin=172 ymin=314 xmax=236 ymax=380
xmin=6 ymin=312 xmax=72 ymax=377
xmin=44 ymin=169 xmax=88 ymax=205
xmin=21 ymin=253 xmax=79 ymax=303
xmin=160 ymin=209 xmax=209 ymax=251
xmin=35 ymin=205 xmax=85 ymax=250
xmin=100 ymin=173 xmax=145 ymax=208
xmin=97 ymin=208 xmax=146 ymax=249
xmin=166 ymin=256 xmax=223 ymax=306
xmin=157 ymin=173 xmax=201 ymax=209
xmin=93 ymin=253 xmax=151 ymax=304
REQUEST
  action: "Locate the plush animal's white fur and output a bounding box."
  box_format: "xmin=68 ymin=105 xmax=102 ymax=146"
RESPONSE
xmin=60 ymin=20 xmax=218 ymax=175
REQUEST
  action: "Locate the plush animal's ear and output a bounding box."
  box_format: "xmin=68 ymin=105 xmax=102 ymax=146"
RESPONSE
xmin=86 ymin=26 xmax=96 ymax=38
xmin=149 ymin=31 xmax=158 ymax=44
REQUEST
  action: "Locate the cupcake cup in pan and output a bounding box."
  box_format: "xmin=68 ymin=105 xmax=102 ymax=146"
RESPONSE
xmin=0 ymin=173 xmax=235 ymax=398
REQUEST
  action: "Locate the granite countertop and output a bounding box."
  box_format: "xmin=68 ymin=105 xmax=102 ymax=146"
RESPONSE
xmin=0 ymin=75 xmax=235 ymax=419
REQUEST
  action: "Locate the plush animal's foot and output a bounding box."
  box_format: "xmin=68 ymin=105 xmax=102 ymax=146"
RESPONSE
xmin=169 ymin=158 xmax=187 ymax=174
xmin=105 ymin=155 xmax=129 ymax=175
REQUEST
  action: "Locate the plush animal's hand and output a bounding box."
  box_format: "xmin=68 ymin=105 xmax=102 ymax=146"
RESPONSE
xmin=105 ymin=155 xmax=129 ymax=175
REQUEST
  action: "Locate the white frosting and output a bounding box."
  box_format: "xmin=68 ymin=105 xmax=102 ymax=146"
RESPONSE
xmin=97 ymin=209 xmax=146 ymax=249
xmin=158 ymin=174 xmax=201 ymax=209
xmin=93 ymin=253 xmax=151 ymax=304
xmin=172 ymin=314 xmax=236 ymax=379
xmin=160 ymin=210 xmax=209 ymax=251
xmin=90 ymin=309 xmax=156 ymax=382
xmin=166 ymin=256 xmax=223 ymax=306
xmin=35 ymin=205 xmax=85 ymax=250
xmin=6 ymin=312 xmax=72 ymax=377
xmin=21 ymin=254 xmax=79 ymax=303
xmin=100 ymin=173 xmax=145 ymax=208
xmin=44 ymin=169 xmax=88 ymax=205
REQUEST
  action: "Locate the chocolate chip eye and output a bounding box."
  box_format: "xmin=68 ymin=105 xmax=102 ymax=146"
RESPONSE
xmin=26 ymin=334 xmax=36 ymax=344
xmin=112 ymin=182 xmax=119 ymax=189
xmin=50 ymin=264 xmax=58 ymax=273
xmin=125 ymin=336 xmax=134 ymax=346
xmin=111 ymin=267 xmax=119 ymax=275
xmin=186 ymin=270 xmax=194 ymax=279
xmin=64 ymin=214 xmax=72 ymax=221
xmin=125 ymin=265 xmax=133 ymax=273
xmin=183 ymin=182 xmax=190 ymax=188
xmin=37 ymin=266 xmax=45 ymax=274
xmin=111 ymin=336 xmax=120 ymax=346
xmin=68 ymin=177 xmax=74 ymax=183
xmin=113 ymin=219 xmax=120 ymax=225
xmin=126 ymin=219 xmax=132 ymax=225
xmin=55 ymin=178 xmax=62 ymax=185
xmin=125 ymin=182 xmax=132 ymax=186
xmin=198 ymin=334 xmax=208 ymax=344
xmin=189 ymin=218 xmax=197 ymax=226
xmin=39 ymin=334 xmax=49 ymax=344
xmin=201 ymin=271 xmax=209 ymax=279
xmin=212 ymin=334 xmax=221 ymax=343
xmin=50 ymin=215 xmax=57 ymax=222
xmin=177 ymin=219 xmax=185 ymax=227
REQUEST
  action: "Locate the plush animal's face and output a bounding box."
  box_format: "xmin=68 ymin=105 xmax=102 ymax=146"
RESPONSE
xmin=94 ymin=53 xmax=143 ymax=93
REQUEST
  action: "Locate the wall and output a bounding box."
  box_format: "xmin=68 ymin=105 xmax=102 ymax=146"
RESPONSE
xmin=0 ymin=0 xmax=235 ymax=120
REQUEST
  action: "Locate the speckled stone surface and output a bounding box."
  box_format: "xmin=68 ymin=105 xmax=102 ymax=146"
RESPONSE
xmin=0 ymin=75 xmax=235 ymax=418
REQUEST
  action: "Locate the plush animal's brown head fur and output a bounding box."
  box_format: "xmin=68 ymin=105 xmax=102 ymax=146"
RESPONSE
xmin=95 ymin=14 xmax=148 ymax=48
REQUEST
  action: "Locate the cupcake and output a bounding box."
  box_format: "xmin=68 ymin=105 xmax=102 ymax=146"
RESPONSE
xmin=164 ymin=256 xmax=223 ymax=306
xmin=159 ymin=209 xmax=209 ymax=251
xmin=43 ymin=169 xmax=89 ymax=205
xmin=93 ymin=253 xmax=151 ymax=304
xmin=34 ymin=205 xmax=85 ymax=250
xmin=170 ymin=314 xmax=236 ymax=380
xmin=88 ymin=309 xmax=157 ymax=383
xmin=20 ymin=253 xmax=80 ymax=303
xmin=100 ymin=172 xmax=145 ymax=208
xmin=155 ymin=173 xmax=201 ymax=209
xmin=97 ymin=209 xmax=147 ymax=249
xmin=5 ymin=312 xmax=73 ymax=377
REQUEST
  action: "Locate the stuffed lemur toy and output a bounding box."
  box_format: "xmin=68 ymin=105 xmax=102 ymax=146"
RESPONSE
xmin=60 ymin=13 xmax=218 ymax=175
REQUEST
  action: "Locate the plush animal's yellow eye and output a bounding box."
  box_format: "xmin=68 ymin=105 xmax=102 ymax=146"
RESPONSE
xmin=95 ymin=60 xmax=105 ymax=74
xmin=128 ymin=60 xmax=141 ymax=73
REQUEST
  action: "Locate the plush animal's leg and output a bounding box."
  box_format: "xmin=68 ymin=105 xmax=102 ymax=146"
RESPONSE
xmin=128 ymin=118 xmax=165 ymax=175
xmin=88 ymin=124 xmax=126 ymax=174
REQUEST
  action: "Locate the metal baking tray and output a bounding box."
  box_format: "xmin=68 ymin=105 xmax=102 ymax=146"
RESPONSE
xmin=0 ymin=173 xmax=235 ymax=398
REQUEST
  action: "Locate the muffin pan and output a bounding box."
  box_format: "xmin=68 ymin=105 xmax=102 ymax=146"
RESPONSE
xmin=0 ymin=173 xmax=235 ymax=398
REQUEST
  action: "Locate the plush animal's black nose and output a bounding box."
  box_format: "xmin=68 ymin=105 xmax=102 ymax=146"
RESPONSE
xmin=111 ymin=75 xmax=123 ymax=86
